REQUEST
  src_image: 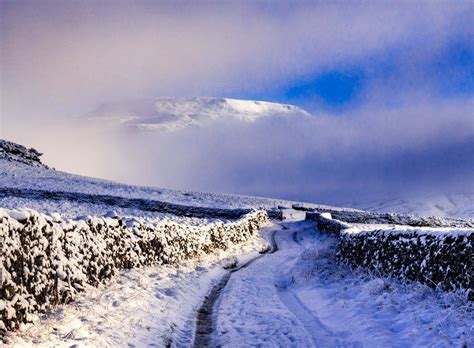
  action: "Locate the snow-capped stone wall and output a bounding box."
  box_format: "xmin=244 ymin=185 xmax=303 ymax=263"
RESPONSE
xmin=307 ymin=212 xmax=474 ymax=299
xmin=338 ymin=226 xmax=473 ymax=300
xmin=306 ymin=211 xmax=350 ymax=235
xmin=0 ymin=209 xmax=269 ymax=335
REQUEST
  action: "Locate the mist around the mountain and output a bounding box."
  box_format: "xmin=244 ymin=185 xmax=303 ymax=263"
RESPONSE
xmin=9 ymin=96 xmax=471 ymax=206
xmin=116 ymin=98 xmax=474 ymax=205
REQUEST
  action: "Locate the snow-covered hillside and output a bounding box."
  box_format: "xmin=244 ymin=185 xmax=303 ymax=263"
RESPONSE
xmin=83 ymin=97 xmax=311 ymax=131
xmin=340 ymin=193 xmax=474 ymax=219
xmin=1 ymin=140 xmax=473 ymax=347
xmin=0 ymin=137 xmax=352 ymax=220
xmin=0 ymin=157 xmax=294 ymax=219
xmin=2 ymin=145 xmax=473 ymax=220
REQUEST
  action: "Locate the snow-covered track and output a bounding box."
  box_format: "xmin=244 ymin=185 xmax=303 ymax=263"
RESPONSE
xmin=214 ymin=220 xmax=473 ymax=346
xmin=192 ymin=229 xmax=278 ymax=347
xmin=276 ymin=289 xmax=351 ymax=347
xmin=210 ymin=221 xmax=329 ymax=346
xmin=275 ymin=225 xmax=360 ymax=347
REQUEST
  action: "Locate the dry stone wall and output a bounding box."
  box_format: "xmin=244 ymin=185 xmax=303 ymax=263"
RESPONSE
xmin=0 ymin=209 xmax=269 ymax=336
xmin=307 ymin=211 xmax=474 ymax=299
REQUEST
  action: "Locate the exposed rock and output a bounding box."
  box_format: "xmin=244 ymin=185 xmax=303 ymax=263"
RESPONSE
xmin=0 ymin=140 xmax=48 ymax=168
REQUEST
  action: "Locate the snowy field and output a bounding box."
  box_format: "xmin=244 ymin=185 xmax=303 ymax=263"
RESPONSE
xmin=341 ymin=194 xmax=474 ymax=219
xmin=4 ymin=156 xmax=472 ymax=220
xmin=0 ymin=158 xmax=292 ymax=210
xmin=0 ymin=158 xmax=298 ymax=218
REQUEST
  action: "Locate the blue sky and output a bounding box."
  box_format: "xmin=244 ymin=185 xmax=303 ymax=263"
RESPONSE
xmin=235 ymin=33 xmax=474 ymax=112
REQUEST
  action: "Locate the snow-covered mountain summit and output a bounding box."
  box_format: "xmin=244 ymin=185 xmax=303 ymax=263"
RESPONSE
xmin=83 ymin=97 xmax=311 ymax=131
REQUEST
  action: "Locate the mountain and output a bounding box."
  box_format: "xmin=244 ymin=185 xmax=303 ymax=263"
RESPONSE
xmin=83 ymin=97 xmax=311 ymax=131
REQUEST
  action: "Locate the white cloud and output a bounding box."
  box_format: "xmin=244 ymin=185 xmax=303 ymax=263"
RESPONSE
xmin=1 ymin=1 xmax=471 ymax=121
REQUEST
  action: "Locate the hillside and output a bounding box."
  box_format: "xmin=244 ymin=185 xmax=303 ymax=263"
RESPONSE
xmin=1 ymin=139 xmax=472 ymax=347
xmin=340 ymin=193 xmax=474 ymax=219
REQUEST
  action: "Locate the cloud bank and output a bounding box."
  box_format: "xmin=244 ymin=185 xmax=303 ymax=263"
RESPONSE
xmin=135 ymin=98 xmax=474 ymax=204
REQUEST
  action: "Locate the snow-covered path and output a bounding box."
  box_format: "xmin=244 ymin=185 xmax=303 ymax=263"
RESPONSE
xmin=213 ymin=221 xmax=360 ymax=347
xmin=210 ymin=220 xmax=473 ymax=347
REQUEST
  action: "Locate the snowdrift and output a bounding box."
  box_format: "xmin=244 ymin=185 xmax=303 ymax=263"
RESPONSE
xmin=0 ymin=208 xmax=269 ymax=335
xmin=307 ymin=212 xmax=473 ymax=299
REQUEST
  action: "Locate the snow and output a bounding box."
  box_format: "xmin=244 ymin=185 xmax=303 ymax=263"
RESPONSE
xmin=319 ymin=212 xmax=332 ymax=219
xmin=2 ymin=209 xmax=472 ymax=346
xmin=340 ymin=193 xmax=474 ymax=219
xmin=344 ymin=223 xmax=474 ymax=237
xmin=0 ymin=205 xmax=269 ymax=335
xmin=0 ymin=158 xmax=298 ymax=218
xmin=3 ymin=209 xmax=30 ymax=222
xmin=0 ymin=140 xmax=46 ymax=168
xmin=83 ymin=97 xmax=311 ymax=132
xmin=1 ymin=139 xmax=473 ymax=346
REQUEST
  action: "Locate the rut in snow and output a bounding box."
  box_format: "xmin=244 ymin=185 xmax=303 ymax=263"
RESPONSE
xmin=274 ymin=224 xmax=361 ymax=348
xmin=192 ymin=229 xmax=278 ymax=347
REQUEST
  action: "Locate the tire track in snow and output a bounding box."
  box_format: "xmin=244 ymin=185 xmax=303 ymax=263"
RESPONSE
xmin=275 ymin=227 xmax=359 ymax=348
xmin=292 ymin=230 xmax=300 ymax=244
xmin=276 ymin=287 xmax=360 ymax=347
xmin=192 ymin=229 xmax=279 ymax=347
